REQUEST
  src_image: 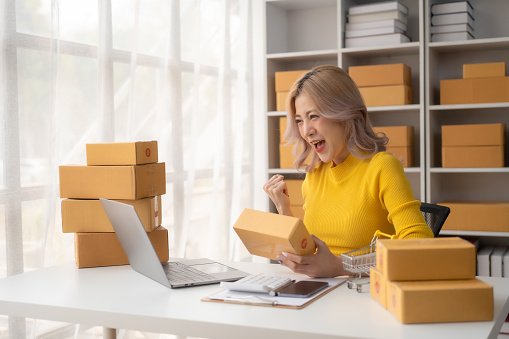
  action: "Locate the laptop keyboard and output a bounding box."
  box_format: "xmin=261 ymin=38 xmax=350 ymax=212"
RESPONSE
xmin=163 ymin=262 xmax=217 ymax=284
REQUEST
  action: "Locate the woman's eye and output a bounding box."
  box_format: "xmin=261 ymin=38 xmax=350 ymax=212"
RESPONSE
xmin=310 ymin=114 xmax=319 ymax=120
xmin=295 ymin=119 xmax=303 ymax=124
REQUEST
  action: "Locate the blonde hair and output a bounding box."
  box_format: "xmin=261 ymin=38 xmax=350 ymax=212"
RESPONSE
xmin=285 ymin=65 xmax=388 ymax=172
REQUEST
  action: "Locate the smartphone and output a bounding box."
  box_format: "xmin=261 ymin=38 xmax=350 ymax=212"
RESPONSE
xmin=276 ymin=280 xmax=329 ymax=298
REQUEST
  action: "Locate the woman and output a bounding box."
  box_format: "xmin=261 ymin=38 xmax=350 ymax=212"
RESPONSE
xmin=263 ymin=65 xmax=433 ymax=278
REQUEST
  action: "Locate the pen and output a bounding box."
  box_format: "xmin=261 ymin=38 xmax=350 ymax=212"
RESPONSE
xmin=269 ymin=279 xmax=296 ymax=297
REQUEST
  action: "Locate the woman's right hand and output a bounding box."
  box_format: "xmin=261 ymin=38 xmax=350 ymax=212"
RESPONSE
xmin=263 ymin=174 xmax=292 ymax=216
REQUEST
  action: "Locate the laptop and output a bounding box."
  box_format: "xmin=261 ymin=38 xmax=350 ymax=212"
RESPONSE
xmin=99 ymin=198 xmax=248 ymax=288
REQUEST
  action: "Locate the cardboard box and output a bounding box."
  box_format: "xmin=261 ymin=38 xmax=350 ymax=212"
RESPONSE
xmin=280 ymin=117 xmax=288 ymax=143
xmin=62 ymin=196 xmax=161 ymax=233
xmin=370 ymin=267 xmax=387 ymax=308
xmin=233 ymin=208 xmax=316 ymax=260
xmin=349 ymin=64 xmax=411 ymax=87
xmin=373 ymin=126 xmax=414 ymax=147
xmin=74 ymin=226 xmax=169 ymax=268
xmin=439 ymin=201 xmax=509 ymax=232
xmin=376 ymin=237 xmax=476 ymax=281
xmin=386 ymin=146 xmax=414 ymax=168
xmin=463 ymin=62 xmax=506 ymax=79
xmin=440 ymin=76 xmax=509 ymax=105
xmin=359 ymin=85 xmax=412 ymax=107
xmin=442 ymin=123 xmax=505 ymax=147
xmin=387 ymin=278 xmax=493 ymax=324
xmin=86 ymin=141 xmax=158 ymax=166
xmin=276 ymin=91 xmax=289 ymax=112
xmin=275 ymin=70 xmax=309 ymax=92
xmin=289 ymin=205 xmax=305 ymax=219
xmin=279 ymin=144 xmax=313 ymax=169
xmin=442 ymin=146 xmax=504 ymax=168
xmin=286 ymin=180 xmax=304 ymax=205
xmin=59 ymin=163 xmax=166 ymax=200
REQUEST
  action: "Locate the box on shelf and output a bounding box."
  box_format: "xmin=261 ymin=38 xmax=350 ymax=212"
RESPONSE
xmin=370 ymin=267 xmax=387 ymax=308
xmin=279 ymin=144 xmax=313 ymax=170
xmin=349 ymin=64 xmax=411 ymax=87
xmin=442 ymin=146 xmax=504 ymax=168
xmin=359 ymin=85 xmax=412 ymax=107
xmin=439 ymin=201 xmax=509 ymax=232
xmin=75 ymin=226 xmax=169 ymax=268
xmin=86 ymin=141 xmax=158 ymax=166
xmin=442 ymin=123 xmax=505 ymax=147
xmin=387 ymin=278 xmax=493 ymax=324
xmin=440 ymin=76 xmax=509 ymax=105
xmin=463 ymin=62 xmax=506 ymax=79
xmin=233 ymin=208 xmax=316 ymax=261
xmin=386 ymin=146 xmax=414 ymax=168
xmin=275 ymin=70 xmax=309 ymax=92
xmin=280 ymin=117 xmax=288 ymax=143
xmin=62 ymin=196 xmax=161 ymax=233
xmin=276 ymin=91 xmax=289 ymax=112
xmin=376 ymin=237 xmax=476 ymax=281
xmin=59 ymin=163 xmax=166 ymax=200
xmin=373 ymin=126 xmax=414 ymax=167
xmin=286 ymin=179 xmax=305 ymax=219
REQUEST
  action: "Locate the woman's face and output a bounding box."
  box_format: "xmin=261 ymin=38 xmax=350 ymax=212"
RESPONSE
xmin=294 ymin=93 xmax=350 ymax=166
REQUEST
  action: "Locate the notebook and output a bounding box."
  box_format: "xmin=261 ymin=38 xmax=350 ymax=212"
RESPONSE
xmin=100 ymin=198 xmax=249 ymax=288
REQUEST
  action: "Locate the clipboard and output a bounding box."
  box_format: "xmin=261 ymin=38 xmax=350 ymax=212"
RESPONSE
xmin=202 ymin=275 xmax=346 ymax=309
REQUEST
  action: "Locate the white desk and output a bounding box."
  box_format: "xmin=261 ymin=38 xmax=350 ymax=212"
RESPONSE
xmin=0 ymin=261 xmax=508 ymax=339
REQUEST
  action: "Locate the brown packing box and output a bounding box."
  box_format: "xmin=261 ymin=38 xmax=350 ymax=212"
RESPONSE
xmin=233 ymin=208 xmax=316 ymax=261
xmin=289 ymin=205 xmax=304 ymax=219
xmin=86 ymin=141 xmax=158 ymax=166
xmin=275 ymin=70 xmax=309 ymax=92
xmin=386 ymin=146 xmax=414 ymax=168
xmin=440 ymin=76 xmax=509 ymax=105
xmin=442 ymin=145 xmax=504 ymax=168
xmin=280 ymin=117 xmax=288 ymax=143
xmin=439 ymin=201 xmax=509 ymax=232
xmin=370 ymin=267 xmax=387 ymax=309
xmin=74 ymin=226 xmax=169 ymax=268
xmin=373 ymin=126 xmax=414 ymax=147
xmin=286 ymin=180 xmax=304 ymax=205
xmin=279 ymin=144 xmax=313 ymax=169
xmin=62 ymin=196 xmax=162 ymax=233
xmin=59 ymin=163 xmax=166 ymax=199
xmin=463 ymin=62 xmax=506 ymax=79
xmin=276 ymin=91 xmax=289 ymax=112
xmin=349 ymin=64 xmax=411 ymax=87
xmin=386 ymin=279 xmax=493 ymax=324
xmin=359 ymin=85 xmax=412 ymax=107
xmin=376 ymin=237 xmax=476 ymax=281
xmin=442 ymin=123 xmax=505 ymax=147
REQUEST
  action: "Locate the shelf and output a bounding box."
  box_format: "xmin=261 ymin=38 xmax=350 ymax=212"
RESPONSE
xmin=266 ymin=49 xmax=338 ymax=62
xmin=341 ymin=42 xmax=420 ymax=56
xmin=430 ymin=102 xmax=509 ymax=111
xmin=429 ymin=37 xmax=509 ymax=52
xmin=268 ymin=168 xmax=306 ymax=176
xmin=430 ymin=168 xmax=509 ymax=174
xmin=368 ymin=104 xmax=420 ymax=112
xmin=266 ymin=0 xmax=336 ymax=11
xmin=440 ymin=230 xmax=509 ymax=238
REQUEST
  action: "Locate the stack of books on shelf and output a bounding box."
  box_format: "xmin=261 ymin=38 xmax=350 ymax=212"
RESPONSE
xmin=371 ymin=237 xmax=493 ymax=323
xmin=430 ymin=1 xmax=474 ymax=42
xmin=345 ymin=1 xmax=410 ymax=48
xmin=349 ymin=63 xmax=413 ymax=107
xmin=59 ymin=141 xmax=168 ymax=268
xmin=476 ymin=245 xmax=509 ymax=278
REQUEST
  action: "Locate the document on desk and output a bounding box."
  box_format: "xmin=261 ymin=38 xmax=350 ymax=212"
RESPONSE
xmin=202 ymin=274 xmax=346 ymax=309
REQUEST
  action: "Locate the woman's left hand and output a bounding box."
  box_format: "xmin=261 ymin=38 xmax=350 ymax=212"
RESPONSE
xmin=277 ymin=235 xmax=347 ymax=278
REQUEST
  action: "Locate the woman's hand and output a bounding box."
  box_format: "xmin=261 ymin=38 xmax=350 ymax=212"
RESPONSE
xmin=277 ymin=235 xmax=348 ymax=278
xmin=263 ymin=174 xmax=292 ymax=216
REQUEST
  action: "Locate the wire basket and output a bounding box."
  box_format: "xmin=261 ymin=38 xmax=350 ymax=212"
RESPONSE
xmin=341 ymin=230 xmax=395 ymax=292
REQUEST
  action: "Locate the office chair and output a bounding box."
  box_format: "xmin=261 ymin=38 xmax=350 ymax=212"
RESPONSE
xmin=420 ymin=202 xmax=451 ymax=237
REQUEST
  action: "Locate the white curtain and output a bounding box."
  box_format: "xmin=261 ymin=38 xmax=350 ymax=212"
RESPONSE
xmin=0 ymin=0 xmax=256 ymax=337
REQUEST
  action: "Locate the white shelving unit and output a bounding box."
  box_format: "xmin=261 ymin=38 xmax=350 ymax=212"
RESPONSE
xmin=261 ymin=0 xmax=509 ymax=245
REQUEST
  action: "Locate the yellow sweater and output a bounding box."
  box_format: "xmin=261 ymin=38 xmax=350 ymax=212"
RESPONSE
xmin=302 ymin=152 xmax=433 ymax=256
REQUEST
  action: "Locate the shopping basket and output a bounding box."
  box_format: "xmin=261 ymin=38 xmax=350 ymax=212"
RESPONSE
xmin=341 ymin=230 xmax=395 ymax=292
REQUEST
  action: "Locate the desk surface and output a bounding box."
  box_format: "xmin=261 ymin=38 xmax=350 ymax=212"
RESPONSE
xmin=0 ymin=261 xmax=508 ymax=339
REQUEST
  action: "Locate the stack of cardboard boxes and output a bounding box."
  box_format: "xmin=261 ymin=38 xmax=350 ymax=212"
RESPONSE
xmin=59 ymin=141 xmax=168 ymax=268
xmin=274 ymin=70 xmax=308 ymax=112
xmin=370 ymin=237 xmax=493 ymax=324
xmin=373 ymin=125 xmax=414 ymax=168
xmin=349 ymin=63 xmax=413 ymax=107
xmin=440 ymin=62 xmax=508 ymax=105
xmin=441 ymin=123 xmax=505 ymax=168
xmin=279 ymin=117 xmax=313 ymax=170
